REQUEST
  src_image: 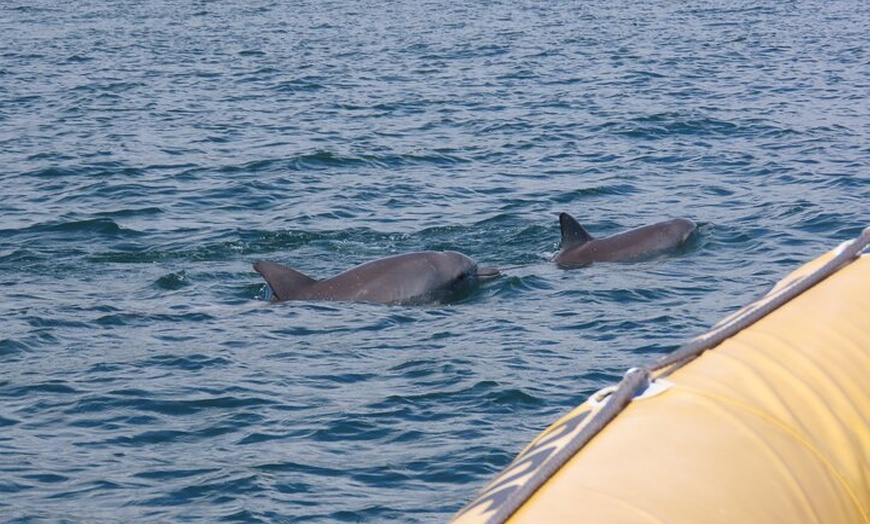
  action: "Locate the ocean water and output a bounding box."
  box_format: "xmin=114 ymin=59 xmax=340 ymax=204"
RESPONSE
xmin=1 ymin=0 xmax=868 ymax=522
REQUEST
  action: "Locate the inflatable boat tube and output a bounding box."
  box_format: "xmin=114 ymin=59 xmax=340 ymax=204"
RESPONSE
xmin=452 ymin=228 xmax=870 ymax=524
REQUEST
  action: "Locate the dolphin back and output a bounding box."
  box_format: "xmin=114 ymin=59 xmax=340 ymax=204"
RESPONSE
xmin=253 ymin=251 xmax=494 ymax=305
xmin=337 ymin=251 xmax=479 ymax=305
xmin=253 ymin=261 xmax=317 ymax=301
xmin=555 ymin=215 xmax=696 ymax=267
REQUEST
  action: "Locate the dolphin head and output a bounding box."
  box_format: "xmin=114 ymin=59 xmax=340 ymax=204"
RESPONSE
xmin=670 ymin=218 xmax=697 ymax=243
xmin=432 ymin=251 xmax=500 ymax=282
xmin=415 ymin=251 xmax=499 ymax=304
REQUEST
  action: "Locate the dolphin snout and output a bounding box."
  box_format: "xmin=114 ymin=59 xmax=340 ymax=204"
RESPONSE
xmin=475 ymin=266 xmax=501 ymax=279
xmin=676 ymin=218 xmax=697 ymax=241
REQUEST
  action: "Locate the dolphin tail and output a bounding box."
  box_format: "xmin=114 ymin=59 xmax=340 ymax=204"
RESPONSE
xmin=253 ymin=261 xmax=317 ymax=301
xmin=559 ymin=212 xmax=594 ymax=247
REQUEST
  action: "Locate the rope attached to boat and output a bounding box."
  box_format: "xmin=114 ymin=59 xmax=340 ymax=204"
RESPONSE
xmin=654 ymin=225 xmax=870 ymax=376
xmin=474 ymin=226 xmax=870 ymax=524
xmin=482 ymin=368 xmax=650 ymax=524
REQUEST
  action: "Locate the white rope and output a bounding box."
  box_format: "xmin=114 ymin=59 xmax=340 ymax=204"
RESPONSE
xmin=654 ymin=226 xmax=870 ymax=376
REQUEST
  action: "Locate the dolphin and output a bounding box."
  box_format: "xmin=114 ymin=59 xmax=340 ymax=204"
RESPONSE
xmin=253 ymin=251 xmax=499 ymax=305
xmin=554 ymin=212 xmax=696 ymax=268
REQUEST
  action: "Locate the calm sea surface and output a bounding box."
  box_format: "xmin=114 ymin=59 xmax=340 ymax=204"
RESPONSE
xmin=1 ymin=1 xmax=868 ymax=522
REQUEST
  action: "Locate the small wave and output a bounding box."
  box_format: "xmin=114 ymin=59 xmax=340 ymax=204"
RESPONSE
xmin=312 ymin=418 xmax=392 ymax=442
xmin=287 ymin=150 xmax=470 ymax=170
xmin=155 ymin=271 xmax=190 ymax=291
xmin=271 ymin=77 xmax=327 ymax=93
xmin=600 ymin=112 xmax=785 ymax=140
xmin=0 ymin=338 xmax=30 ymax=357
xmin=7 ymin=381 xmax=80 ymax=397
xmin=68 ymin=391 xmax=275 ymax=425
xmin=8 ymin=217 xmax=144 ymax=240
xmin=551 ymin=184 xmax=640 ymax=202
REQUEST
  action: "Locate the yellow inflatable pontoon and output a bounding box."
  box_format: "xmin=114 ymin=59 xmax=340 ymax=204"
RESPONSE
xmin=453 ymin=228 xmax=870 ymax=524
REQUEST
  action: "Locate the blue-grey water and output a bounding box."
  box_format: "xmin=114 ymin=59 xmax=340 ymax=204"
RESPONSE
xmin=1 ymin=1 xmax=868 ymax=522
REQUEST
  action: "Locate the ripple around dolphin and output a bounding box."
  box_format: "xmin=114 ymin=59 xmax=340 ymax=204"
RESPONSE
xmin=154 ymin=271 xmax=190 ymax=290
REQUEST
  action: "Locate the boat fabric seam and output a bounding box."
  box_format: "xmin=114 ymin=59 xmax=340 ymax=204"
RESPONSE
xmin=678 ymin=382 xmax=866 ymax=518
xmin=560 ymin=484 xmax=668 ymax=524
xmin=703 ymin=395 xmax=827 ymax=524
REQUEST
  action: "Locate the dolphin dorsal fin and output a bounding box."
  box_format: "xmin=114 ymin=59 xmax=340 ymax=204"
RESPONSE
xmin=253 ymin=261 xmax=317 ymax=301
xmin=559 ymin=212 xmax=594 ymax=247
